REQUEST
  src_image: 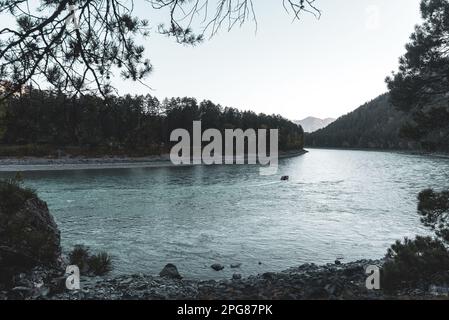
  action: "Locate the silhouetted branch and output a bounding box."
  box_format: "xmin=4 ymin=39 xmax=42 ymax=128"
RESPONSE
xmin=0 ymin=0 xmax=321 ymax=99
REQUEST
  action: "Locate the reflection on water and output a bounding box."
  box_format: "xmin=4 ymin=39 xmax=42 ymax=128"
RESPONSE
xmin=1 ymin=149 xmax=448 ymax=279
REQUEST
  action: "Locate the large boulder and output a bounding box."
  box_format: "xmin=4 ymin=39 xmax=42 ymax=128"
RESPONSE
xmin=159 ymin=264 xmax=182 ymax=280
xmin=0 ymin=185 xmax=61 ymax=284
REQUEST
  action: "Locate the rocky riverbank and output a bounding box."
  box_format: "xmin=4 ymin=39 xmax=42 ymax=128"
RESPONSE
xmin=1 ymin=259 xmax=446 ymax=300
xmin=0 ymin=150 xmax=307 ymax=172
xmin=0 ymin=155 xmax=172 ymax=172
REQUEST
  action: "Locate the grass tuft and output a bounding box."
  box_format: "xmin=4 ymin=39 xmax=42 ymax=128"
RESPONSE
xmin=69 ymin=245 xmax=91 ymax=272
xmin=69 ymin=245 xmax=113 ymax=276
xmin=88 ymin=251 xmax=113 ymax=276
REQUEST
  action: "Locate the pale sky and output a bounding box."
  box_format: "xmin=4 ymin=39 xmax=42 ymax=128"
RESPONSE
xmin=113 ymin=0 xmax=423 ymax=121
xmin=118 ymin=0 xmax=420 ymax=119
xmin=3 ymin=0 xmax=423 ymax=121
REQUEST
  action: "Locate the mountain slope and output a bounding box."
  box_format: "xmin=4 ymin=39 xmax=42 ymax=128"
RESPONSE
xmin=295 ymin=117 xmax=335 ymax=133
xmin=305 ymin=93 xmax=415 ymax=150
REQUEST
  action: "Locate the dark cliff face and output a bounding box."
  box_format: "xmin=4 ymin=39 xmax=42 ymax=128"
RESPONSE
xmin=0 ymin=182 xmax=61 ymax=285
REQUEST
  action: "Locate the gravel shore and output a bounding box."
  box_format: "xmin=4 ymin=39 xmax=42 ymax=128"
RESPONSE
xmin=0 ymin=150 xmax=307 ymax=172
xmin=0 ymin=155 xmax=172 ymax=172
xmin=1 ymin=259 xmax=444 ymax=300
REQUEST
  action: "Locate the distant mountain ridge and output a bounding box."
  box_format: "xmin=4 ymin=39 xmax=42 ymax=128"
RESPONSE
xmin=295 ymin=117 xmax=335 ymax=133
xmin=305 ymin=93 xmax=417 ymax=150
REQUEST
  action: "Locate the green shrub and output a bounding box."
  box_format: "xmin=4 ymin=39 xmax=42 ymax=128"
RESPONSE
xmin=382 ymin=236 xmax=449 ymax=292
xmin=88 ymin=251 xmax=113 ymax=276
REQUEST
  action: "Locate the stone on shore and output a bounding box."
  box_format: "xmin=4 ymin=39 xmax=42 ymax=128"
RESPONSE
xmin=211 ymin=264 xmax=225 ymax=271
xmin=159 ymin=264 xmax=182 ymax=280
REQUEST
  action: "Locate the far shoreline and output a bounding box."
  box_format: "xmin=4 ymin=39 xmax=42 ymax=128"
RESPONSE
xmin=305 ymin=146 xmax=449 ymax=159
xmin=0 ymin=149 xmax=308 ymax=172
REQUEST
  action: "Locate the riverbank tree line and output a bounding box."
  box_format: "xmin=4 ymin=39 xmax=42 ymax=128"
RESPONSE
xmin=0 ymin=90 xmax=304 ymax=157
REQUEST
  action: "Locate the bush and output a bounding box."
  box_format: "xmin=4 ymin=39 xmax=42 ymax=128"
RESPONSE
xmin=418 ymin=189 xmax=449 ymax=242
xmin=382 ymin=236 xmax=449 ymax=292
xmin=88 ymin=252 xmax=113 ymax=276
xmin=69 ymin=245 xmax=91 ymax=272
xmin=69 ymin=245 xmax=112 ymax=276
xmin=0 ymin=175 xmax=36 ymax=214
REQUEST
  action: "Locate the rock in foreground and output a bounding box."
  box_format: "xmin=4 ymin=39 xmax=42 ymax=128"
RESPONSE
xmin=0 ymin=181 xmax=61 ymax=285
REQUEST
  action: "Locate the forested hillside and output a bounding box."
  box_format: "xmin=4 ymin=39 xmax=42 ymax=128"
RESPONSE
xmin=0 ymin=91 xmax=304 ymax=157
xmin=305 ymin=94 xmax=416 ymax=150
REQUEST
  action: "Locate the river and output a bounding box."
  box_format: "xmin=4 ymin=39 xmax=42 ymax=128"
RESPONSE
xmin=1 ymin=148 xmax=448 ymax=279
